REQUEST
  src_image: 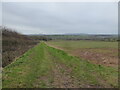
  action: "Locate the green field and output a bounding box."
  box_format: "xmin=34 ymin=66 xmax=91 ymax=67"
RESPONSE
xmin=3 ymin=42 xmax=118 ymax=88
xmin=47 ymin=40 xmax=118 ymax=49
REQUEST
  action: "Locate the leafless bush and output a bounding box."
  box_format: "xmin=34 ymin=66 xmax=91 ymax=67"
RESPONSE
xmin=2 ymin=27 xmax=38 ymax=67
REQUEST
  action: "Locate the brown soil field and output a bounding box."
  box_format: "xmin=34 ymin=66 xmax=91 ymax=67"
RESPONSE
xmin=70 ymin=48 xmax=118 ymax=67
xmin=47 ymin=43 xmax=118 ymax=67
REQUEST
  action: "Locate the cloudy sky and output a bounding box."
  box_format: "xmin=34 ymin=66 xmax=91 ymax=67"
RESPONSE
xmin=2 ymin=2 xmax=118 ymax=34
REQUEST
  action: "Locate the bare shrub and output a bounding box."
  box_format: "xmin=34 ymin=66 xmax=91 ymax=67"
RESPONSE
xmin=2 ymin=27 xmax=38 ymax=67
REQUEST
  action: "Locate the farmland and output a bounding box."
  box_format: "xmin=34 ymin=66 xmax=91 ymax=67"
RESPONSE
xmin=3 ymin=42 xmax=118 ymax=88
xmin=2 ymin=29 xmax=118 ymax=88
xmin=47 ymin=40 xmax=118 ymax=67
xmin=2 ymin=2 xmax=118 ymax=89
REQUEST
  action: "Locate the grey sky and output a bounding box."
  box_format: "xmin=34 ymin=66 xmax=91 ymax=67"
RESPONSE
xmin=2 ymin=2 xmax=118 ymax=34
xmin=0 ymin=2 xmax=2 ymax=26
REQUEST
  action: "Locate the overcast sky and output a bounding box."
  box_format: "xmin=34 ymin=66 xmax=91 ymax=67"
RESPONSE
xmin=2 ymin=2 xmax=118 ymax=34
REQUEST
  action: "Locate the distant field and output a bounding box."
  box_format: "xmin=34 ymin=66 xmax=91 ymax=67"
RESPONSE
xmin=3 ymin=42 xmax=118 ymax=88
xmin=47 ymin=40 xmax=118 ymax=67
xmin=47 ymin=40 xmax=118 ymax=49
xmin=42 ymin=34 xmax=118 ymax=41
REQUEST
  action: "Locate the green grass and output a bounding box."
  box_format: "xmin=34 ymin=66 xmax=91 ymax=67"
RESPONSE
xmin=2 ymin=42 xmax=118 ymax=88
xmin=3 ymin=43 xmax=54 ymax=88
xmin=47 ymin=40 xmax=118 ymax=49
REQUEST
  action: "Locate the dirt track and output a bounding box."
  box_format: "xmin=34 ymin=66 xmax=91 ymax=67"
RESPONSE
xmin=47 ymin=48 xmax=80 ymax=88
xmin=3 ymin=43 xmax=118 ymax=88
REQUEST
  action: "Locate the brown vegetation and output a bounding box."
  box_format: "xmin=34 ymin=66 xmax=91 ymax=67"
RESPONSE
xmin=2 ymin=27 xmax=38 ymax=67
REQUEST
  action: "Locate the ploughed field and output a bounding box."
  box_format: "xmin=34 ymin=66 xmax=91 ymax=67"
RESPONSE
xmin=3 ymin=42 xmax=118 ymax=88
xmin=47 ymin=40 xmax=118 ymax=67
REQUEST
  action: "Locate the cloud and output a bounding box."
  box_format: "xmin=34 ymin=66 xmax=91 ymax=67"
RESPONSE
xmin=2 ymin=2 xmax=118 ymax=34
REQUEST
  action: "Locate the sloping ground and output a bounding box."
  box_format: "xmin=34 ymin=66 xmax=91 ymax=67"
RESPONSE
xmin=2 ymin=28 xmax=38 ymax=67
xmin=2 ymin=43 xmax=118 ymax=88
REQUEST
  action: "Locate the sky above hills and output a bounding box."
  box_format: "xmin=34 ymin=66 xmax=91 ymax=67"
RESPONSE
xmin=2 ymin=2 xmax=118 ymax=34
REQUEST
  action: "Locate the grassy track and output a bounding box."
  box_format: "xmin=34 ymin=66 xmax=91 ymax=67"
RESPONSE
xmin=3 ymin=42 xmax=118 ymax=88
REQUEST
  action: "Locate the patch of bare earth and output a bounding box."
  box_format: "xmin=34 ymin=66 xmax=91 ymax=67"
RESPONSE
xmin=50 ymin=55 xmax=80 ymax=88
xmin=52 ymin=56 xmax=105 ymax=88
xmin=47 ymin=43 xmax=118 ymax=67
xmin=53 ymin=61 xmax=81 ymax=88
xmin=70 ymin=48 xmax=118 ymax=67
xmin=35 ymin=47 xmax=80 ymax=88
